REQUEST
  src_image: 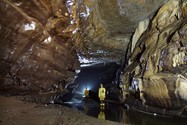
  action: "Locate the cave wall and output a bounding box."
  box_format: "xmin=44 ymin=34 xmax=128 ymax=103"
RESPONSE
xmin=121 ymin=0 xmax=187 ymax=116
xmin=0 ymin=0 xmax=79 ymax=95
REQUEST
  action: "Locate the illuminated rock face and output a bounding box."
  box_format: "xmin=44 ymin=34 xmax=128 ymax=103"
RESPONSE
xmin=1 ymin=0 xmax=187 ymax=117
xmin=121 ymin=0 xmax=187 ymax=116
xmin=0 ymin=0 xmax=166 ymax=94
xmin=0 ymin=0 xmax=79 ymax=94
xmin=75 ymin=0 xmax=167 ymax=62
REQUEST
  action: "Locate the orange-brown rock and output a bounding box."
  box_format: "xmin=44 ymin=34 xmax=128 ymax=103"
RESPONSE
xmin=121 ymin=0 xmax=187 ymax=116
xmin=0 ymin=0 xmax=79 ymax=95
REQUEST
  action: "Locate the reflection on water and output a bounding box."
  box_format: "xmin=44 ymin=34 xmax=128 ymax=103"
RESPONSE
xmin=98 ymin=110 xmax=105 ymax=120
xmin=55 ymin=62 xmax=187 ymax=125
xmin=88 ymin=100 xmax=187 ymax=125
xmin=83 ymin=100 xmax=129 ymax=123
xmin=58 ymin=95 xmax=187 ymax=125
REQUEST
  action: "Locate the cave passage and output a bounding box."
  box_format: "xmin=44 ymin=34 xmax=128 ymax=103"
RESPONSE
xmin=54 ymin=62 xmax=187 ymax=124
xmin=1 ymin=0 xmax=187 ymax=124
xmin=54 ymin=62 xmax=121 ymax=105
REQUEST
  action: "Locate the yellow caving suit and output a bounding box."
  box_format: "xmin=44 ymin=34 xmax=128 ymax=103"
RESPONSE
xmin=99 ymin=87 xmax=106 ymax=101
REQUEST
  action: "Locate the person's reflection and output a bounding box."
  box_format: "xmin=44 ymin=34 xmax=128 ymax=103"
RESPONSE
xmin=98 ymin=106 xmax=105 ymax=120
xmin=83 ymin=100 xmax=89 ymax=114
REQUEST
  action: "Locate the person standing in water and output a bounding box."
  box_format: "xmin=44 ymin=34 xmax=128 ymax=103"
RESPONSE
xmin=98 ymin=83 xmax=106 ymax=106
xmin=84 ymin=87 xmax=89 ymax=99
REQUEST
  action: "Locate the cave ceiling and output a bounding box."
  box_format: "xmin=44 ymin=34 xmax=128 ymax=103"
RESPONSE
xmin=76 ymin=0 xmax=167 ymax=63
xmin=98 ymin=0 xmax=167 ymax=33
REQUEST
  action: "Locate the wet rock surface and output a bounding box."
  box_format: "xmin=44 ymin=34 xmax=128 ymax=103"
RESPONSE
xmin=0 ymin=0 xmax=169 ymax=94
xmin=0 ymin=0 xmax=79 ymax=95
xmin=121 ymin=0 xmax=187 ymax=117
xmin=71 ymin=0 xmax=167 ymax=62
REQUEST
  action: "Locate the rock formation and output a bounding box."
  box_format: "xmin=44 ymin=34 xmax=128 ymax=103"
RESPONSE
xmin=1 ymin=0 xmax=187 ymax=117
xmin=0 ymin=0 xmax=79 ymax=95
xmin=121 ymin=0 xmax=187 ymax=117
xmin=0 ymin=0 xmax=166 ymax=95
xmin=75 ymin=0 xmax=167 ymax=62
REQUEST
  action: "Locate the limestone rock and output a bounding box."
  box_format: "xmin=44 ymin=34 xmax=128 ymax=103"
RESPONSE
xmin=122 ymin=0 xmax=187 ymax=116
xmin=72 ymin=0 xmax=167 ymax=62
xmin=0 ymin=0 xmax=79 ymax=95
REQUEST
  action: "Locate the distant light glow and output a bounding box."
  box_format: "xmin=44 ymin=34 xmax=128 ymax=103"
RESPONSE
xmin=24 ymin=21 xmax=36 ymax=31
xmin=83 ymin=86 xmax=90 ymax=92
xmin=75 ymin=83 xmax=93 ymax=98
xmin=82 ymin=86 xmax=91 ymax=98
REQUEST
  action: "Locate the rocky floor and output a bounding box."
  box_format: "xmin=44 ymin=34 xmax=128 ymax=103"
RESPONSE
xmin=0 ymin=96 xmax=124 ymax=125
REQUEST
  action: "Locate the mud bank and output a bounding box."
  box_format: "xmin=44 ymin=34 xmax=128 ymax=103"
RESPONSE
xmin=0 ymin=96 xmax=123 ymax=125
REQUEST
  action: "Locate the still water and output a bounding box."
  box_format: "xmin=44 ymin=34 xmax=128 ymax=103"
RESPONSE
xmin=55 ymin=62 xmax=187 ymax=125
